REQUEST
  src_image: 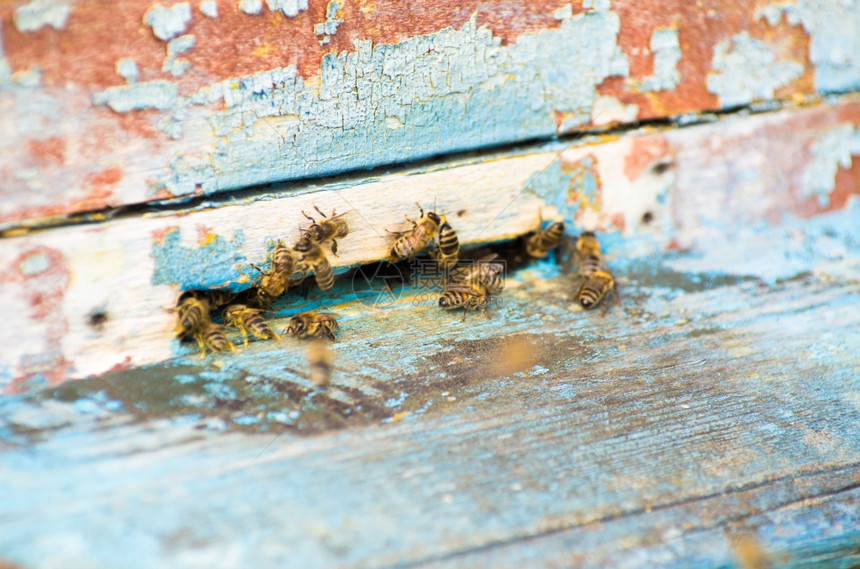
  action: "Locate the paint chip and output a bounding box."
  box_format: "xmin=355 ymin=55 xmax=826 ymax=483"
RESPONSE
xmin=631 ymin=27 xmax=681 ymax=92
xmin=13 ymin=0 xmax=71 ymax=33
xmin=200 ymin=0 xmax=218 ymax=18
xmin=266 ymin=0 xmax=308 ymax=17
xmin=239 ymin=0 xmax=262 ymax=14
xmin=93 ymin=80 xmax=179 ymax=113
xmin=553 ymin=4 xmax=573 ymax=20
xmin=116 ymin=58 xmax=139 ymax=83
xmin=144 ymin=3 xmax=192 ymax=41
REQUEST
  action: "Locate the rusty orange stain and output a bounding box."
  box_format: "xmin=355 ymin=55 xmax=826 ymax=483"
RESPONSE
xmin=196 ymin=224 xmax=217 ymax=246
xmin=27 ymin=137 xmax=66 ymax=167
xmin=624 ymin=135 xmax=672 ymax=181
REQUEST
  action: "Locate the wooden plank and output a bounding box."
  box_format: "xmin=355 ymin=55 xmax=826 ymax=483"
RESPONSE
xmin=2 ymin=0 xmax=858 ymax=224
xmin=1 ymin=97 xmax=858 ymax=390
xmin=1 ymin=238 xmax=858 ymax=567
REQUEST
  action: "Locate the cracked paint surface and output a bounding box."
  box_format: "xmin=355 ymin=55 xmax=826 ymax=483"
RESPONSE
xmin=0 ymin=0 xmax=857 ymax=226
xmin=801 ymin=124 xmax=860 ymax=208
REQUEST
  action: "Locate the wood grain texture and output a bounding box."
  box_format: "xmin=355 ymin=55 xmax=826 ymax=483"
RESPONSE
xmin=1 ymin=97 xmax=858 ymax=391
xmin=1 ymin=239 xmax=858 ymax=568
xmin=2 ymin=0 xmax=858 ymax=224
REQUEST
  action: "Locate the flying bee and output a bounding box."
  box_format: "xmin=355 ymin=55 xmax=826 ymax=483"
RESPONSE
xmin=449 ymin=254 xmax=505 ymax=295
xmin=432 ymin=218 xmax=460 ymax=271
xmin=387 ymin=203 xmax=441 ymax=262
xmin=439 ymin=287 xmax=491 ymax=321
xmin=525 ymin=209 xmax=565 ymax=258
xmin=306 ymin=339 xmax=333 ymax=387
xmin=285 ymin=312 xmax=339 ymax=341
xmin=192 ymin=322 xmax=235 ymax=359
xmin=575 ymin=231 xmax=606 ymax=277
xmin=224 ymin=304 xmax=281 ymax=346
xmin=302 ymin=206 xmax=350 ymax=255
xmin=573 ymin=269 xmax=619 ymax=316
xmin=293 ymin=236 xmax=335 ymax=291
xmin=168 ymin=296 xmax=211 ymax=338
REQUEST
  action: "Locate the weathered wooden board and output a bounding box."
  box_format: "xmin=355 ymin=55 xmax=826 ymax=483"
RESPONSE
xmin=2 ymin=0 xmax=859 ymax=224
xmin=1 ymin=221 xmax=858 ymax=567
xmin=1 ymin=97 xmax=858 ymax=391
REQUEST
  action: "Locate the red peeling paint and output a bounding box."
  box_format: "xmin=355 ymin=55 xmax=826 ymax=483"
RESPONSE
xmin=27 ymin=137 xmax=66 ymax=167
xmin=624 ymin=135 xmax=672 ymax=182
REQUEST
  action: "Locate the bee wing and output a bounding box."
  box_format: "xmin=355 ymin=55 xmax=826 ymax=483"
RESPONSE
xmin=474 ymin=253 xmax=499 ymax=263
xmin=444 ymin=285 xmax=481 ymax=295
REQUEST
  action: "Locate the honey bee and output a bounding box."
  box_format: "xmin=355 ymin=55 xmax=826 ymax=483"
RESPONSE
xmin=192 ymin=322 xmax=235 ymax=359
xmin=449 ymin=254 xmax=505 ymax=295
xmin=433 ymin=218 xmax=460 ymax=270
xmin=302 ymin=206 xmax=349 ymax=255
xmin=387 ymin=203 xmax=441 ymax=262
xmin=306 ymin=339 xmax=333 ymax=387
xmin=285 ymin=312 xmax=339 ymax=341
xmin=293 ymin=236 xmax=335 ymax=291
xmin=253 ymin=241 xmax=299 ymax=305
xmin=439 ymin=287 xmax=490 ymax=321
xmin=525 ymin=209 xmax=565 ymax=258
xmin=574 ymin=231 xmax=605 ymax=276
xmin=573 ymin=270 xmax=619 ymax=315
xmin=224 ymin=304 xmax=281 ymax=346
xmin=169 ymin=296 xmax=210 ymax=338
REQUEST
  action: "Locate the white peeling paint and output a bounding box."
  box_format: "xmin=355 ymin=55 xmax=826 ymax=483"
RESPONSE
xmin=239 ymin=0 xmax=262 ymax=14
xmin=93 ymin=80 xmax=179 ymax=112
xmin=200 ymin=0 xmax=218 ymax=18
xmin=591 ymin=95 xmax=638 ymax=125
xmin=801 ymin=124 xmax=860 ymax=207
xmin=116 ymin=59 xmax=139 ymax=83
xmin=13 ymin=0 xmax=71 ymax=33
xmin=631 ymin=27 xmax=681 ymax=92
xmin=314 ymin=0 xmax=343 ymax=37
xmin=758 ymin=0 xmax=860 ymax=93
xmin=266 ymin=0 xmax=308 ymax=18
xmin=144 ymin=3 xmax=192 ymax=41
xmin=707 ymin=31 xmax=804 ymax=107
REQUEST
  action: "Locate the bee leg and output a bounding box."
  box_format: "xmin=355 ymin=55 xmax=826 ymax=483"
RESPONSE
xmin=269 ymin=329 xmax=283 ymax=342
xmin=481 ymin=308 xmax=491 ymax=320
xmin=239 ymin=327 xmax=250 ymax=348
xmin=313 ymin=205 xmax=327 ymax=218
xmin=324 ymin=328 xmax=336 ymax=342
xmin=461 ymin=308 xmax=468 ymax=322
xmin=226 ymin=340 xmax=236 ymax=352
xmin=302 ymin=210 xmax=316 ymax=223
xmin=330 ymin=240 xmax=339 ymax=257
xmin=600 ymin=299 xmax=607 ymax=317
xmin=612 ymin=285 xmax=620 ymax=308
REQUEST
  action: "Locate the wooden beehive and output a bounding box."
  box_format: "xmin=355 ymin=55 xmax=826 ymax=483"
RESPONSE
xmin=1 ymin=1 xmax=859 ymax=567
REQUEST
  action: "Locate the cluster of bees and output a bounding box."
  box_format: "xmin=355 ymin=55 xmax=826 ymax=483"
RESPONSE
xmin=168 ymin=202 xmax=619 ymax=383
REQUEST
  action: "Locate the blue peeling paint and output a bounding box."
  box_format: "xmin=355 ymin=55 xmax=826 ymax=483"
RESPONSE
xmin=200 ymin=0 xmax=218 ymax=18
xmin=143 ymin=3 xmax=192 ymax=42
xmin=239 ymin=0 xmax=262 ymax=15
xmin=707 ymin=32 xmax=804 ymax=108
xmin=801 ymin=124 xmax=860 ymax=208
xmin=314 ymin=0 xmax=343 ymax=37
xmin=153 ymin=8 xmax=628 ymax=195
xmin=93 ymin=81 xmax=179 ymax=113
xmin=759 ymin=0 xmax=860 ymax=93
xmin=267 ymin=0 xmax=308 ymax=18
xmin=116 ymin=58 xmax=139 ymax=83
xmin=633 ymin=27 xmax=681 ymax=93
xmin=13 ymin=0 xmax=71 ymax=33
xmin=151 ymin=228 xmax=253 ymax=291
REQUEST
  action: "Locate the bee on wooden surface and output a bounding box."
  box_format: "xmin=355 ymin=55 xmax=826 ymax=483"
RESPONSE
xmin=169 ymin=296 xmax=211 ymax=338
xmin=224 ymin=304 xmax=281 ymax=346
xmin=525 ymin=209 xmax=565 ymax=259
xmin=432 ymin=218 xmax=460 ymax=271
xmin=573 ymin=269 xmax=619 ymax=316
xmin=253 ymin=241 xmax=299 ymax=305
xmin=439 ymin=287 xmax=490 ymax=321
xmin=192 ymin=322 xmax=235 ymax=359
xmin=302 ymin=206 xmax=350 ymax=255
xmin=449 ymin=254 xmax=505 ymax=295
xmin=285 ymin=312 xmax=339 ymax=341
xmin=387 ymin=203 xmax=441 ymax=262
xmin=306 ymin=339 xmax=333 ymax=387
xmin=574 ymin=231 xmax=606 ymax=277
xmin=293 ymin=236 xmax=335 ymax=291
